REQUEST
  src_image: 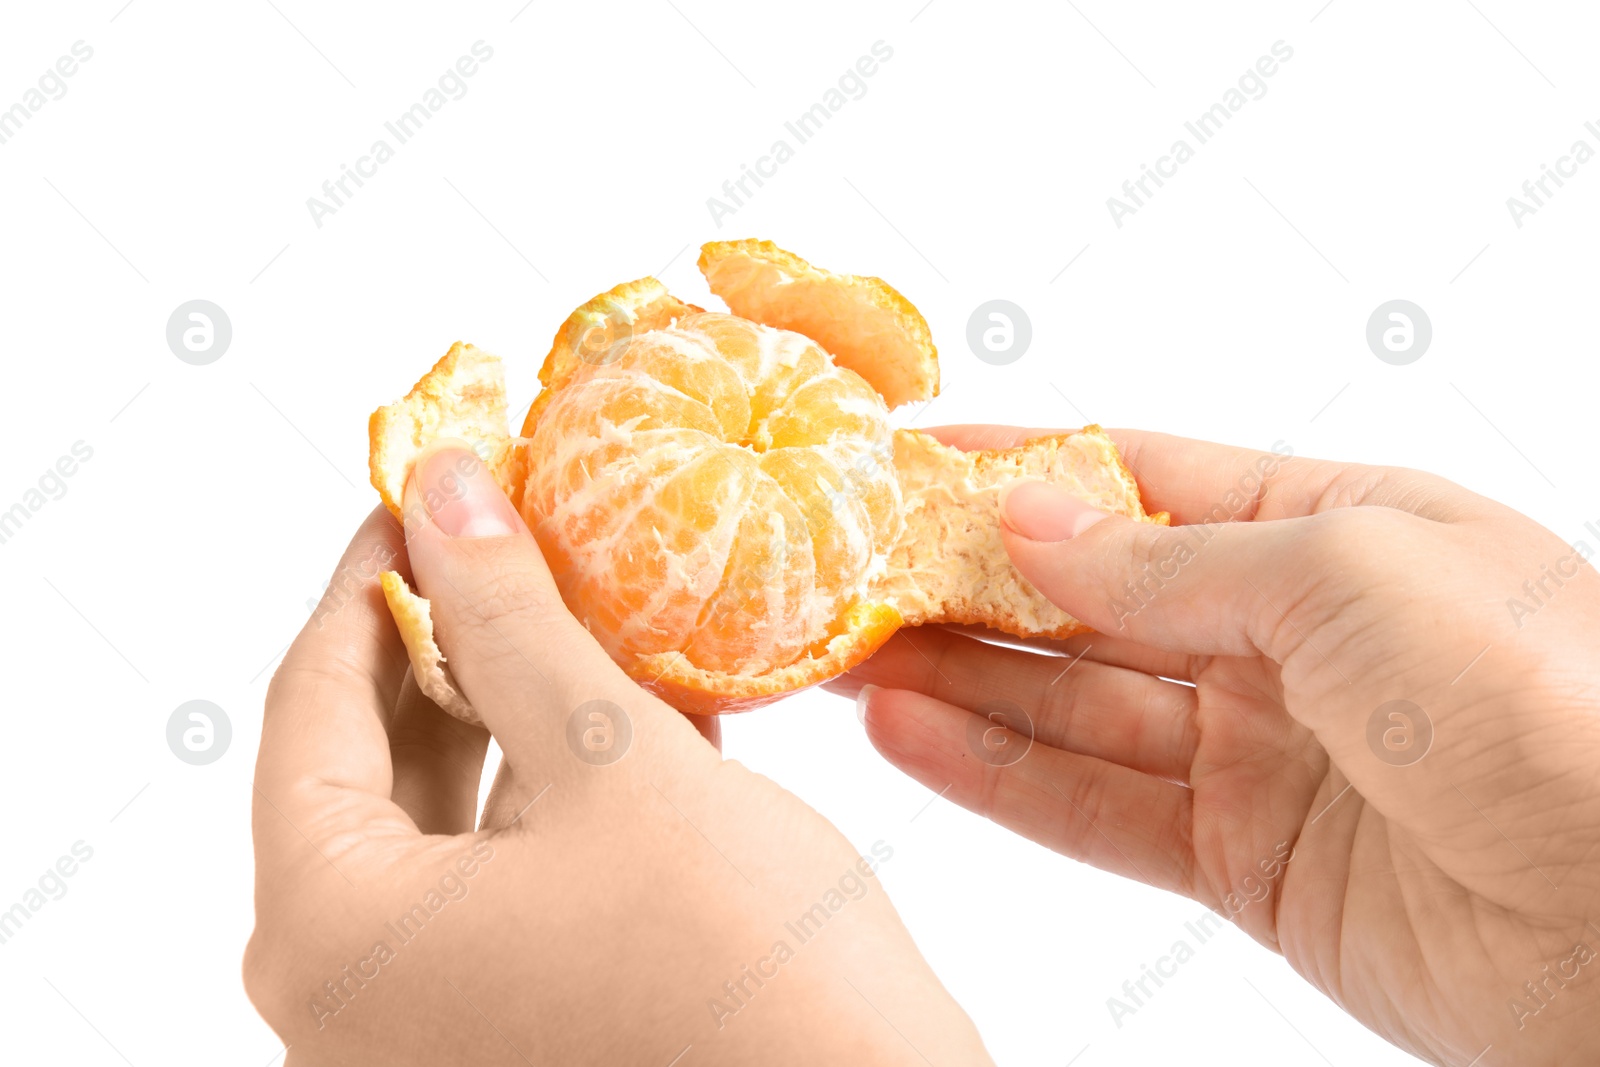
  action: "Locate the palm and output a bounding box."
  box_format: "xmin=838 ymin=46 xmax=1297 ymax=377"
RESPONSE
xmin=1182 ymin=655 xmax=1435 ymax=1023
xmin=1197 ymin=552 xmax=1600 ymax=1066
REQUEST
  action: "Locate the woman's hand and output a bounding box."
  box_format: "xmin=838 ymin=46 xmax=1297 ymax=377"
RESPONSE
xmin=831 ymin=425 xmax=1600 ymax=1067
xmin=245 ymin=443 xmax=992 ymax=1066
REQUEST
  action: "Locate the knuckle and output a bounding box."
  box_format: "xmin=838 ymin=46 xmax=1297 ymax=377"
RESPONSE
xmin=464 ymin=572 xmax=545 ymax=626
xmin=1106 ymin=521 xmax=1184 ymax=587
xmin=1382 ymin=468 xmax=1483 ymax=521
xmin=432 ymin=557 xmax=612 ymax=694
xmin=1297 ymin=506 xmax=1415 ymax=580
xmin=1121 ymin=520 xmax=1167 ymax=566
xmin=1314 ymin=464 xmax=1477 ymax=521
xmin=443 ymin=557 xmax=571 ymax=643
xmin=1310 ymin=465 xmax=1396 ymax=512
xmin=1266 ymin=508 xmax=1431 ymax=651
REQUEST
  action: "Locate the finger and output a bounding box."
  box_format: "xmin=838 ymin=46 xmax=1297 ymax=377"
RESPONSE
xmin=401 ymin=442 xmax=674 ymax=780
xmin=255 ymin=506 xmax=415 ymax=847
xmin=998 ymin=478 xmax=1383 ymax=662
xmin=859 ymin=685 xmax=1197 ymax=898
xmin=1108 ymin=428 xmax=1496 ymax=524
xmin=928 ymin=425 xmax=1490 ymax=524
xmin=388 ymin=670 xmax=491 ymax=836
xmin=827 ymin=629 xmax=1198 ymax=781
xmin=933 ymin=623 xmax=1200 ymax=682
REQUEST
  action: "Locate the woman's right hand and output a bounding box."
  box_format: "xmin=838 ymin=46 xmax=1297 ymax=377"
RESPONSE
xmin=835 ymin=426 xmax=1600 ymax=1067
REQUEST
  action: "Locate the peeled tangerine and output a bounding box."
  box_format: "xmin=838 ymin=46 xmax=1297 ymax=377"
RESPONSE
xmin=368 ymin=239 xmax=1167 ymax=718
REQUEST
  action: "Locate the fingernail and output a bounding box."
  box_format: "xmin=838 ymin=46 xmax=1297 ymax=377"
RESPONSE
xmin=856 ymin=683 xmax=880 ymax=726
xmin=999 ymin=480 xmax=1108 ymax=542
xmin=403 ymin=441 xmax=520 ymax=539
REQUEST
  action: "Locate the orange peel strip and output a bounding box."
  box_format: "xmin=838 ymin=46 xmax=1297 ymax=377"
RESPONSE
xmin=380 ymin=570 xmax=479 ymax=725
xmin=368 ymin=341 xmax=523 ymax=519
xmin=698 ymin=238 xmax=938 ymax=409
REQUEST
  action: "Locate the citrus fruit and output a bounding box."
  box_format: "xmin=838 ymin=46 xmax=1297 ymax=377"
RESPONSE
xmin=370 ymin=241 xmax=1165 ymax=716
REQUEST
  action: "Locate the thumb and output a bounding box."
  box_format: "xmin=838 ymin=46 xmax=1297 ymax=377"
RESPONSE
xmin=402 ymin=441 xmax=660 ymax=774
xmin=999 ymin=478 xmax=1340 ymax=662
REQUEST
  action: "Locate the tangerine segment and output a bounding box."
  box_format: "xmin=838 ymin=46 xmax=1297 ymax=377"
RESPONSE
xmin=765 ymin=367 xmax=888 ymax=451
xmin=525 ymin=425 xmax=718 ymax=630
xmin=757 ymin=446 xmax=881 ymax=619
xmin=609 ymin=331 xmax=751 ymax=443
xmin=691 ymin=472 xmax=817 ymax=674
xmin=619 ymin=446 xmax=759 ymax=660
xmin=816 ymin=437 xmax=902 ymax=556
xmin=698 ymin=239 xmax=939 ymax=409
xmin=526 ymin=277 xmax=702 ymax=436
xmin=671 ymin=312 xmax=831 ymax=438
xmin=528 ymin=371 xmax=723 ymax=477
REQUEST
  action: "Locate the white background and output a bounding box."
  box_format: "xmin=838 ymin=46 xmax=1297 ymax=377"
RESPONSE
xmin=1 ymin=1 xmax=1596 ymax=1064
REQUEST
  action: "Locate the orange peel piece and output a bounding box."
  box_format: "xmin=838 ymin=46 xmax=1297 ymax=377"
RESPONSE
xmin=368 ymin=341 xmax=523 ymax=520
xmin=883 ymin=428 xmax=1168 ymax=639
xmin=698 ymin=238 xmax=939 ymax=409
xmin=379 ymin=570 xmax=479 ymax=725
